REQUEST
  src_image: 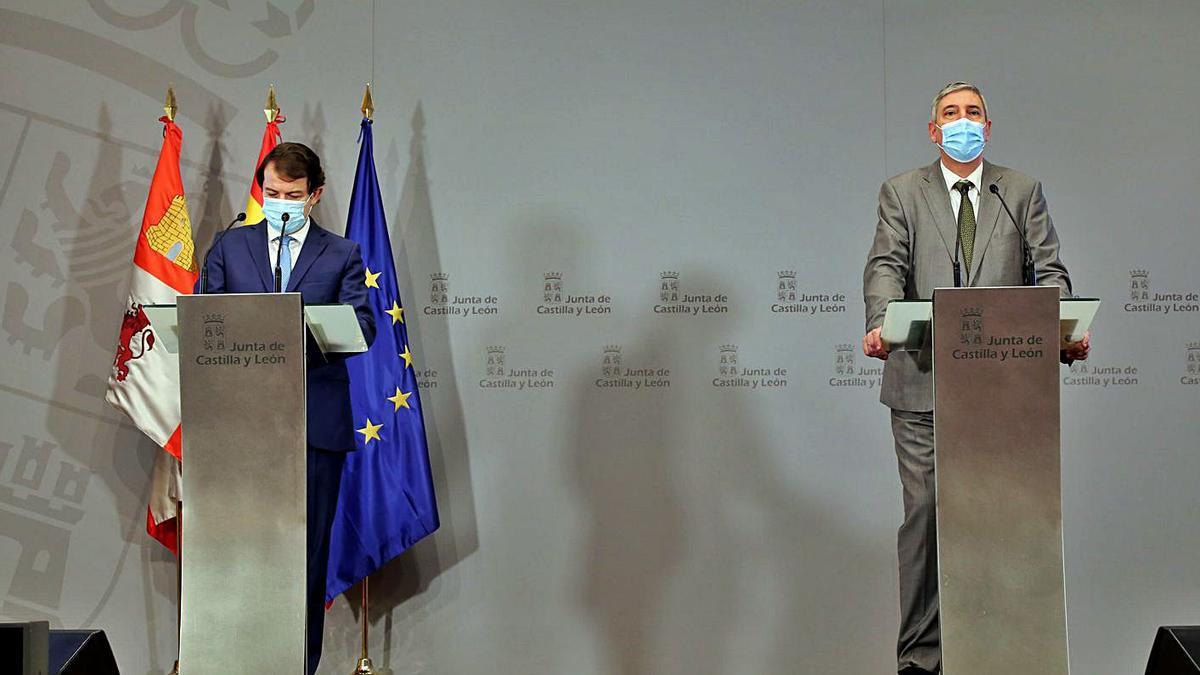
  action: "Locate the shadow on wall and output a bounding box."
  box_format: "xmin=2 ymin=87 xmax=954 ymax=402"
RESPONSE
xmin=302 ymin=101 xmax=343 ymax=234
xmin=191 ymin=102 xmax=234 ymax=262
xmin=569 ymin=320 xmax=685 ymax=675
xmin=14 ymin=100 xmax=185 ymax=672
xmin=569 ymin=267 xmax=890 ymax=674
xmin=327 ymin=103 xmax=480 ymax=659
xmin=39 ymin=95 xmax=241 ymax=670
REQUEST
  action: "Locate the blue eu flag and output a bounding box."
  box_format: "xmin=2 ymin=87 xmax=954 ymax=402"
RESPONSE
xmin=326 ymin=118 xmax=439 ymax=602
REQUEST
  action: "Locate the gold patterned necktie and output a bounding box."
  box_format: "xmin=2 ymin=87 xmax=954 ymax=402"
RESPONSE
xmin=954 ymin=180 xmax=976 ymax=278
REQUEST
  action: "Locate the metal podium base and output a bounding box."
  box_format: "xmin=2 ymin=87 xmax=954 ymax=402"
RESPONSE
xmin=933 ymin=286 xmax=1070 ymax=675
xmin=177 ymin=293 xmax=308 ymax=674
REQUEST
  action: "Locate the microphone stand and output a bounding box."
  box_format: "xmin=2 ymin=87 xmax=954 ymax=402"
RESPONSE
xmin=199 ymin=212 xmax=246 ymax=294
xmin=990 ymin=184 xmax=1036 ymax=286
xmin=274 ymin=212 xmax=290 ymax=293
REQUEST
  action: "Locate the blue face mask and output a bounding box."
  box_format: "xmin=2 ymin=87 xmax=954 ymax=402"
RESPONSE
xmin=262 ymin=195 xmax=310 ymax=235
xmin=937 ymin=118 xmax=986 ymax=163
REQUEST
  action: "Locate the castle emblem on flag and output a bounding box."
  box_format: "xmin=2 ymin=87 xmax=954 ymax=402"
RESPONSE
xmin=144 ymin=195 xmax=196 ymax=272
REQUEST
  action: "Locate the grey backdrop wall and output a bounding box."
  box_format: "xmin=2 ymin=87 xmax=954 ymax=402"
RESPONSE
xmin=1 ymin=1 xmax=1197 ymax=674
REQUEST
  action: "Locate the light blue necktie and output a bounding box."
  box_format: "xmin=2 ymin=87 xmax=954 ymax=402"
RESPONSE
xmin=278 ymin=234 xmax=294 ymax=291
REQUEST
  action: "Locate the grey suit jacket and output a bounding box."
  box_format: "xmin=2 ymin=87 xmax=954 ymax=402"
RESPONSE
xmin=863 ymin=159 xmax=1073 ymax=412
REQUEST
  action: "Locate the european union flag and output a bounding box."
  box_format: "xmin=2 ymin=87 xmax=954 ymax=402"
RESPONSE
xmin=326 ymin=118 xmax=439 ymax=602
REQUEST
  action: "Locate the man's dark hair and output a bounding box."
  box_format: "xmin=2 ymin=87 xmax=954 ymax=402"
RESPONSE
xmin=256 ymin=142 xmax=326 ymax=193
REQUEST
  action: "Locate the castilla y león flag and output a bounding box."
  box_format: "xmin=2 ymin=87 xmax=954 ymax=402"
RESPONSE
xmin=105 ymin=115 xmax=197 ymax=552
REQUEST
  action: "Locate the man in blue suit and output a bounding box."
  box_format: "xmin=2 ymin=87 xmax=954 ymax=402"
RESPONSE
xmin=198 ymin=142 xmax=376 ymax=674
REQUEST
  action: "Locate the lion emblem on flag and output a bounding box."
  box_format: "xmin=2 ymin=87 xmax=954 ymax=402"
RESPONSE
xmin=113 ymin=302 xmax=155 ymax=381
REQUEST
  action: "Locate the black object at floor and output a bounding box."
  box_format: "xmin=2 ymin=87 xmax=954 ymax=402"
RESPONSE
xmin=49 ymin=629 xmax=119 ymax=675
xmin=1146 ymin=626 xmax=1200 ymax=674
xmin=0 ymin=621 xmax=49 ymax=675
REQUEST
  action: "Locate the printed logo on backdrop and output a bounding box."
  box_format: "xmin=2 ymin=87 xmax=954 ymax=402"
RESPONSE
xmin=7 ymin=151 xmax=143 ymax=362
xmin=1125 ymin=270 xmax=1200 ymax=315
xmin=712 ymin=345 xmax=788 ymax=389
xmin=829 ymin=343 xmax=881 ymax=388
xmin=770 ymin=271 xmax=847 ymax=315
xmin=86 ymin=0 xmax=319 ymax=79
xmin=1064 ymin=360 xmax=1139 ymax=388
xmin=479 ymin=346 xmax=554 ymax=391
xmin=4 ymin=135 xmax=191 ymax=403
xmin=1181 ymin=342 xmax=1200 ymax=386
xmin=537 ymin=272 xmax=612 ymax=317
xmin=594 ymin=345 xmax=670 ymax=390
xmin=653 ymin=272 xmax=728 ymax=316
xmin=415 ymin=366 xmax=439 ymax=391
xmin=0 ymin=435 xmax=91 ymax=624
xmin=951 ymin=307 xmax=1048 ymax=362
xmin=425 ymin=273 xmax=500 ymax=318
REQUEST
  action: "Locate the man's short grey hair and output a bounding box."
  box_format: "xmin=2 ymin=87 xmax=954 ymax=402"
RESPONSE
xmin=931 ymin=81 xmax=988 ymax=121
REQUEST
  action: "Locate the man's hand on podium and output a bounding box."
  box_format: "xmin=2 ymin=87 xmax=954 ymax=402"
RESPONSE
xmin=1061 ymin=330 xmax=1091 ymax=362
xmin=863 ymin=326 xmax=889 ymax=360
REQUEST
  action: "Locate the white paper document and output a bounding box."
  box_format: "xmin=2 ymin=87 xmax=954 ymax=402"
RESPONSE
xmin=304 ymin=304 xmax=369 ymax=354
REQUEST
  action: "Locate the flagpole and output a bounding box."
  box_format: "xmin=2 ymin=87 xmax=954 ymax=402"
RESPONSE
xmin=164 ymin=83 xmax=183 ymax=675
xmin=170 ymin=497 xmax=182 ymax=675
xmin=349 ymin=82 xmax=378 ymax=675
xmin=351 ymin=577 xmax=377 ymax=675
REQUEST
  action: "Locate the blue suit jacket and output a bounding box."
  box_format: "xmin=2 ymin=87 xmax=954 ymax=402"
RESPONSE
xmin=197 ymin=220 xmax=377 ymax=451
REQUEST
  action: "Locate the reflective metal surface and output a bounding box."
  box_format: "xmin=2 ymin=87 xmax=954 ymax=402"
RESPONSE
xmin=933 ymin=286 xmax=1069 ymax=675
xmin=178 ymin=293 xmax=307 ymax=674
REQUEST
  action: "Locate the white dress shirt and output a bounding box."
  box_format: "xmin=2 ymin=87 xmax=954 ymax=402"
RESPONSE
xmin=268 ymin=218 xmax=310 ymax=274
xmin=940 ymin=161 xmax=983 ymax=221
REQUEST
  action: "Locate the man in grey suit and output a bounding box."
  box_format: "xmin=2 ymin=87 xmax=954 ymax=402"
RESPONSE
xmin=862 ymin=81 xmax=1090 ymax=675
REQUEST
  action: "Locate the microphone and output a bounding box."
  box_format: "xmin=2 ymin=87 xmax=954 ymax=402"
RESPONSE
xmin=199 ymin=212 xmax=246 ymax=294
xmin=989 ymin=184 xmax=1036 ymax=286
xmin=274 ymin=212 xmax=289 ymax=292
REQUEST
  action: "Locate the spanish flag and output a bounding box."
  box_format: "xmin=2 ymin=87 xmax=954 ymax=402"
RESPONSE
xmin=243 ymin=86 xmax=284 ymax=225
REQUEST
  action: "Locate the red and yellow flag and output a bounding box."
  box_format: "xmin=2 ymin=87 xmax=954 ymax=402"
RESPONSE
xmin=244 ymin=87 xmax=284 ymax=224
xmin=106 ymin=101 xmax=197 ymax=553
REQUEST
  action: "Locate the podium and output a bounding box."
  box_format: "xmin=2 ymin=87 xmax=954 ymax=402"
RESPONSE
xmin=882 ymin=287 xmax=1099 ymax=675
xmin=147 ymin=293 xmax=366 ymax=674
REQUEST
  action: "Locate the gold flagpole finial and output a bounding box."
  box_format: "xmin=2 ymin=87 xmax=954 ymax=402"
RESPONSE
xmin=361 ymin=84 xmax=374 ymax=121
xmin=265 ymin=84 xmax=280 ymax=123
xmin=164 ymin=84 xmax=178 ymax=122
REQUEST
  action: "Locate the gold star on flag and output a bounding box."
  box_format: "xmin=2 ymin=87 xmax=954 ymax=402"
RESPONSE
xmin=364 ymin=267 xmax=382 ymax=289
xmin=399 ymin=344 xmax=414 ymax=369
xmin=356 ymin=418 xmax=383 ymax=443
xmin=384 ymin=300 xmax=404 ymax=324
xmin=387 ymin=387 xmax=413 ymax=411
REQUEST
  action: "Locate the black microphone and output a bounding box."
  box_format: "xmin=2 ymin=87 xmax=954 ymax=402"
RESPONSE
xmin=274 ymin=212 xmax=289 ymax=292
xmin=199 ymin=212 xmax=246 ymax=294
xmin=989 ymin=184 xmax=1036 ymax=286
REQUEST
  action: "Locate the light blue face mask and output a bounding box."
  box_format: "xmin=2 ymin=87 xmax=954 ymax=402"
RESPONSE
xmin=937 ymin=118 xmax=986 ymax=163
xmin=262 ymin=195 xmax=310 ymax=235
